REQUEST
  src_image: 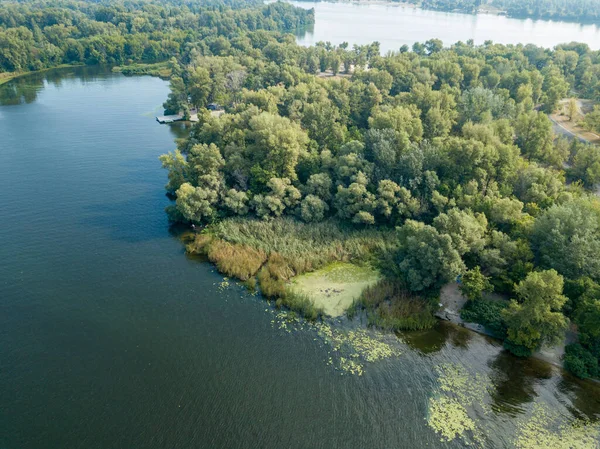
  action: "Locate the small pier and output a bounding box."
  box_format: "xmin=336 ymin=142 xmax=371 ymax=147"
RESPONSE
xmin=156 ymin=113 xmax=200 ymax=124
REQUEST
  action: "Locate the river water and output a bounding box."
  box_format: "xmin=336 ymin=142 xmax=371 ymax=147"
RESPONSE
xmin=1 ymin=67 xmax=599 ymax=449
xmin=291 ymin=1 xmax=600 ymax=52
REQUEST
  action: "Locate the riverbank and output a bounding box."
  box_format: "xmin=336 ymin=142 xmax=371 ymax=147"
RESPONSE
xmin=0 ymin=64 xmax=85 ymax=86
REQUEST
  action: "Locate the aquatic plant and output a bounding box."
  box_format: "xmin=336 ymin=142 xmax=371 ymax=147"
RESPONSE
xmin=514 ymin=404 xmax=600 ymax=449
xmin=428 ymin=396 xmax=475 ymax=442
xmin=427 ymin=363 xmax=491 ymax=445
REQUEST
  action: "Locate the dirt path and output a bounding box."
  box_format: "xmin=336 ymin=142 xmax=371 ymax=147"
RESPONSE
xmin=550 ymin=99 xmax=600 ymax=145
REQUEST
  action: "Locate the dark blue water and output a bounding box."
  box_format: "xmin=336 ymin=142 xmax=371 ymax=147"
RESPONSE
xmin=0 ymin=67 xmax=599 ymax=449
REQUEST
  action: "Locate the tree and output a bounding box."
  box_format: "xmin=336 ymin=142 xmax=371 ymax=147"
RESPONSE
xmin=223 ymin=189 xmax=249 ymax=216
xmin=175 ymin=182 xmax=218 ymax=223
xmin=159 ymin=150 xmax=189 ymax=194
xmin=502 ymin=270 xmax=568 ymax=356
xmin=253 ymin=177 xmax=301 ymax=219
xmin=376 ymin=180 xmax=420 ymax=223
xmin=334 ymin=172 xmax=377 ymax=225
xmin=459 ymin=267 xmax=492 ymax=301
xmin=396 ymin=220 xmax=466 ymax=292
xmin=567 ymin=98 xmax=578 ymax=121
xmin=569 ymin=143 xmax=600 ymax=188
xmin=247 ymin=112 xmax=309 ymax=184
xmin=163 ymin=76 xmax=187 ymax=115
xmin=514 ymin=111 xmax=564 ymax=167
xmin=531 ymin=198 xmax=600 ymax=281
xmin=300 ymin=194 xmax=329 ymax=222
xmin=433 ymin=208 xmax=488 ymax=256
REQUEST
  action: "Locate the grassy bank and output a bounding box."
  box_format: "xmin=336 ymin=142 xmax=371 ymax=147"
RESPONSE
xmin=0 ymin=64 xmax=84 ymax=86
xmin=111 ymin=61 xmax=172 ymax=79
xmin=186 ymin=217 xmax=398 ymax=320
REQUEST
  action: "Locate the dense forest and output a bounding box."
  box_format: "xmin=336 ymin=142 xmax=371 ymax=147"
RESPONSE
xmin=0 ymin=0 xmax=313 ymax=73
xmin=3 ymin=0 xmax=600 ymax=380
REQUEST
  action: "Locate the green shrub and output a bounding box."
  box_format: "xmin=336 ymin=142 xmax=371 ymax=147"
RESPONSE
xmin=503 ymin=340 xmax=532 ymax=358
xmin=460 ymin=298 xmax=508 ymax=338
xmin=564 ymin=343 xmax=599 ymax=379
xmin=356 ymin=280 xmax=437 ymax=331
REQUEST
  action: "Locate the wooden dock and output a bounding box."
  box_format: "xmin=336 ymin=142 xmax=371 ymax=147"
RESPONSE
xmin=156 ymin=113 xmax=200 ymax=124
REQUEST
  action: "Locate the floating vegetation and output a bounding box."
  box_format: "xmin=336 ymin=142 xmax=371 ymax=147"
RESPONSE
xmin=217 ymin=277 xmax=231 ymax=291
xmin=435 ymin=364 xmax=491 ymax=408
xmin=427 ymin=364 xmax=491 ymax=446
xmin=428 ymin=396 xmax=475 ymax=442
xmin=514 ymin=404 xmax=600 ymax=449
xmin=312 ymin=322 xmax=400 ymax=375
xmin=266 ymin=310 xmax=400 ymax=375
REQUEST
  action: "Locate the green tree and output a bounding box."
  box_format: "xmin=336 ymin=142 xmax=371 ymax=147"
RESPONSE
xmin=396 ymin=220 xmax=466 ymax=292
xmin=459 ymin=267 xmax=493 ymax=301
xmin=247 ymin=112 xmax=309 ymax=184
xmin=159 ymin=150 xmax=189 ymax=194
xmin=531 ymin=198 xmax=600 ymax=281
xmin=433 ymin=208 xmax=488 ymax=256
xmin=175 ymin=182 xmax=218 ymax=223
xmin=300 ymin=194 xmax=329 ymax=222
xmin=502 ymin=270 xmax=568 ymax=356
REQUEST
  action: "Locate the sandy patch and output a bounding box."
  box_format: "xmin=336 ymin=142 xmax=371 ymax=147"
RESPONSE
xmin=290 ymin=262 xmax=381 ymax=317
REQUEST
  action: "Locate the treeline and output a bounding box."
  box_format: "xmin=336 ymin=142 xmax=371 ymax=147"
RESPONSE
xmin=403 ymin=0 xmax=600 ymax=22
xmin=492 ymin=0 xmax=600 ymax=22
xmin=159 ymin=31 xmax=600 ymax=375
xmin=0 ymin=0 xmax=313 ymax=72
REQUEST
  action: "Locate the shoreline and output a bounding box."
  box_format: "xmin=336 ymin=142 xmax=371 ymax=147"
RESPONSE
xmin=291 ymin=0 xmax=600 ymax=25
xmin=0 ymin=64 xmax=85 ymax=87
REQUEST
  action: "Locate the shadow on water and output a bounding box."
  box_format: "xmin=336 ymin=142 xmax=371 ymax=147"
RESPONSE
xmin=399 ymin=320 xmax=475 ymax=354
xmin=0 ymin=66 xmax=113 ymax=106
xmin=487 ymin=350 xmax=553 ymax=416
xmin=557 ymin=374 xmax=600 ymax=420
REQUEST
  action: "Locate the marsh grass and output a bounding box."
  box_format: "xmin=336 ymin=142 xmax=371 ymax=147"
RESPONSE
xmin=356 ymin=280 xmax=437 ymax=331
xmin=112 ymin=61 xmax=172 ymax=78
xmin=187 ymin=235 xmax=267 ymax=281
xmin=277 ymin=289 xmax=324 ymax=322
xmin=210 ymin=217 xmax=397 ymax=273
xmin=186 ymin=217 xmax=397 ymax=320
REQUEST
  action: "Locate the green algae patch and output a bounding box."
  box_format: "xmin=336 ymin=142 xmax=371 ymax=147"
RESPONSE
xmin=427 ymin=364 xmax=492 ymax=446
xmin=514 ymin=404 xmax=600 ymax=449
xmin=428 ymin=397 xmax=476 ymax=442
xmin=267 ymin=309 xmax=400 ymax=376
xmin=290 ymin=262 xmax=382 ymax=317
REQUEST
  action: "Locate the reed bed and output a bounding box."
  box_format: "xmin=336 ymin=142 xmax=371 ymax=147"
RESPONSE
xmin=355 ymin=280 xmax=437 ymax=331
xmin=186 ymin=217 xmax=398 ymax=320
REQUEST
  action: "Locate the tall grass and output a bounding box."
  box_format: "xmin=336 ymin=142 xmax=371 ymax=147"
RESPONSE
xmin=186 ymin=217 xmax=398 ymax=321
xmin=211 ymin=217 xmax=397 ymax=273
xmin=355 ymin=280 xmax=437 ymax=331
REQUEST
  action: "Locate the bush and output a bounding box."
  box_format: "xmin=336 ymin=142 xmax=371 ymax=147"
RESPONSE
xmin=564 ymin=343 xmax=599 ymax=379
xmin=356 ymin=280 xmax=437 ymax=331
xmin=460 ymin=298 xmax=508 ymax=338
xmin=503 ymin=340 xmax=532 ymax=358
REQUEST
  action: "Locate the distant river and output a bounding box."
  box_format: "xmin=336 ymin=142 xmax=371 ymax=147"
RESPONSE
xmin=0 ymin=67 xmax=599 ymax=449
xmin=290 ymin=1 xmax=600 ymax=52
